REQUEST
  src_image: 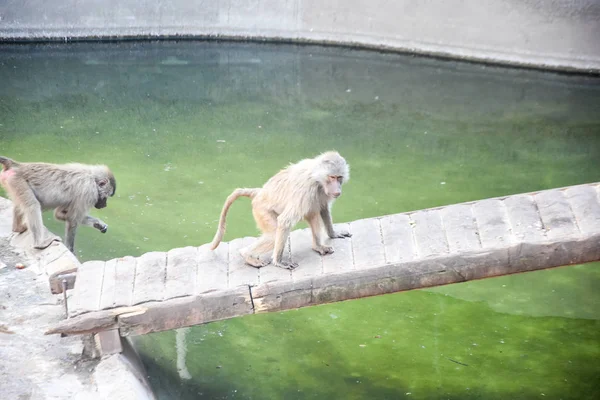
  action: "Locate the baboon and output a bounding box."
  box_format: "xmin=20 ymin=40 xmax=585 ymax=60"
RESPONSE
xmin=0 ymin=156 xmax=116 ymax=253
xmin=210 ymin=151 xmax=351 ymax=269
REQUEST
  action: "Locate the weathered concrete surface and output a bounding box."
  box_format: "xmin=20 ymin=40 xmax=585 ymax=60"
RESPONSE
xmin=1 ymin=0 xmax=599 ymax=72
xmin=93 ymin=338 xmax=156 ymax=400
xmin=0 ymin=244 xmax=98 ymax=400
xmin=48 ymin=182 xmax=600 ymax=337
xmin=0 ymin=197 xmax=97 ymax=399
xmin=1 ymin=197 xmax=80 ymax=294
xmin=0 ymin=197 xmax=155 ymax=399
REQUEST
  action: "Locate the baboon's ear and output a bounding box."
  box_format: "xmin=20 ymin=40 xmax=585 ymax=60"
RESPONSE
xmin=97 ymin=178 xmax=108 ymax=187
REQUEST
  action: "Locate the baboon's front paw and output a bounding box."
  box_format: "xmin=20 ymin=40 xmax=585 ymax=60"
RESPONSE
xmin=333 ymin=231 xmax=352 ymax=239
xmin=313 ymin=245 xmax=334 ymax=255
xmin=273 ymin=260 xmax=299 ymax=270
xmin=94 ymin=222 xmax=108 ymax=233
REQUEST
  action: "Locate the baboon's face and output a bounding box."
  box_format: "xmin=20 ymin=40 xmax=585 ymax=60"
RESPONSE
xmin=319 ymin=154 xmax=348 ymax=199
xmin=95 ymin=175 xmax=116 ymax=209
xmin=324 ymin=175 xmax=343 ymax=198
xmin=95 ymin=197 xmax=108 ymax=209
xmin=317 ymin=152 xmax=349 ymax=199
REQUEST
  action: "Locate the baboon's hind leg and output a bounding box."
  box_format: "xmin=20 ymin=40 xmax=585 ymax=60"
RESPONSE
xmin=64 ymin=220 xmax=79 ymax=253
xmin=241 ymin=235 xmax=274 ymax=268
xmin=272 ymin=213 xmax=298 ymax=270
xmin=242 ymin=206 xmax=278 ymax=268
xmin=12 ymin=205 xmax=27 ymax=233
xmin=10 ymin=179 xmax=58 ymax=249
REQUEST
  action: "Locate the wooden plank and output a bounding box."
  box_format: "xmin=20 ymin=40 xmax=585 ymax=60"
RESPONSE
xmin=258 ymin=233 xmax=292 ymax=284
xmin=411 ymin=210 xmax=449 ymax=258
xmin=45 ymin=249 xmax=80 ymax=294
xmin=118 ymin=286 xmax=253 ymax=336
xmin=253 ymin=255 xmax=468 ymax=313
xmin=252 ymin=230 xmax=600 ymax=314
xmin=322 ymin=223 xmax=354 ymax=274
xmin=99 ymin=259 xmax=117 ymax=310
xmin=535 ymin=190 xmax=579 ymax=239
xmin=350 ymin=218 xmax=386 ymax=269
xmin=290 ymin=228 xmax=322 ymax=280
xmin=165 ymin=246 xmax=198 ymax=299
xmin=113 ymin=256 xmax=136 ymax=307
xmin=71 ymin=261 xmax=106 ymax=316
xmin=197 ymin=243 xmax=228 ymax=293
xmin=48 ymin=312 xmax=118 ymax=335
xmin=50 ymin=229 xmax=600 ymax=336
xmin=259 ymin=263 xmax=292 ymax=285
xmin=380 ymin=214 xmax=416 ymax=263
xmin=503 ymin=194 xmax=546 ymax=242
xmin=45 ymin=306 xmax=143 ymax=335
xmin=228 ymin=237 xmax=260 ymax=287
xmin=565 ymin=184 xmax=600 ymax=234
xmin=132 ymin=252 xmax=167 ymax=305
xmin=441 ymin=204 xmax=481 ymax=253
xmin=472 ymin=199 xmax=512 ymax=248
xmin=49 ymin=271 xmax=76 ymax=295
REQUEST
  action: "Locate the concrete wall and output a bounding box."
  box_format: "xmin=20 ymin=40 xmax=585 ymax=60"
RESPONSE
xmin=1 ymin=0 xmax=599 ymax=72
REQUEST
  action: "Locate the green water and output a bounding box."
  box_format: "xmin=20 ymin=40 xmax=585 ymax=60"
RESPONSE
xmin=1 ymin=42 xmax=599 ymax=399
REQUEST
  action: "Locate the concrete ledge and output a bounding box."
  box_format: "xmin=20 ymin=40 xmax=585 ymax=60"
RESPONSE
xmin=0 ymin=196 xmax=155 ymax=400
xmin=0 ymin=197 xmax=80 ymax=294
xmin=11 ymin=233 xmax=80 ymax=294
xmin=1 ymin=0 xmax=599 ymax=72
xmin=93 ymin=337 xmax=156 ymax=399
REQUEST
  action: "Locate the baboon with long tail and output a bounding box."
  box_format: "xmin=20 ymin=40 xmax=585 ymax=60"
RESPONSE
xmin=210 ymin=151 xmax=351 ymax=269
xmin=0 ymin=156 xmax=116 ymax=253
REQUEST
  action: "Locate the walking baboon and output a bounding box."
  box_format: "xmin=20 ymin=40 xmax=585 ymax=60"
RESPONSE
xmin=210 ymin=151 xmax=351 ymax=269
xmin=0 ymin=156 xmax=116 ymax=252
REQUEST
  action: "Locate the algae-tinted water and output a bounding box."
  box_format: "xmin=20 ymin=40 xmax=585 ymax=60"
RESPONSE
xmin=1 ymin=42 xmax=599 ymax=399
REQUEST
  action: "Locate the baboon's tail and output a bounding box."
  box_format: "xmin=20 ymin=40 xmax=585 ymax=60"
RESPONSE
xmin=0 ymin=156 xmax=18 ymax=171
xmin=209 ymin=188 xmax=260 ymax=250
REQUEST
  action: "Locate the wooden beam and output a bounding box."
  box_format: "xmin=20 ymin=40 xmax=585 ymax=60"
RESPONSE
xmin=118 ymin=286 xmax=252 ymax=336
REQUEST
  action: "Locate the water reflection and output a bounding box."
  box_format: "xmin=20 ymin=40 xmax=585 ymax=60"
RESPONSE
xmin=176 ymin=328 xmax=192 ymax=380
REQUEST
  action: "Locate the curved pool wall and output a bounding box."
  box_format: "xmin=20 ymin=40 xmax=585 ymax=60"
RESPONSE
xmin=1 ymin=0 xmax=599 ymax=73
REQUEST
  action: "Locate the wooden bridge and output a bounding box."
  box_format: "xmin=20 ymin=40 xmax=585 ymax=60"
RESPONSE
xmin=47 ymin=183 xmax=600 ymax=341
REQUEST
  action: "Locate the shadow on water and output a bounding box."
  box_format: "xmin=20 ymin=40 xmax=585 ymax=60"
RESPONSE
xmin=1 ymin=41 xmax=599 ymax=399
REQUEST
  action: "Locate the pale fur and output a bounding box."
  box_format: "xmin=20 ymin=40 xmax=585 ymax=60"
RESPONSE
xmin=210 ymin=151 xmax=351 ymax=269
xmin=0 ymin=156 xmax=116 ymax=252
